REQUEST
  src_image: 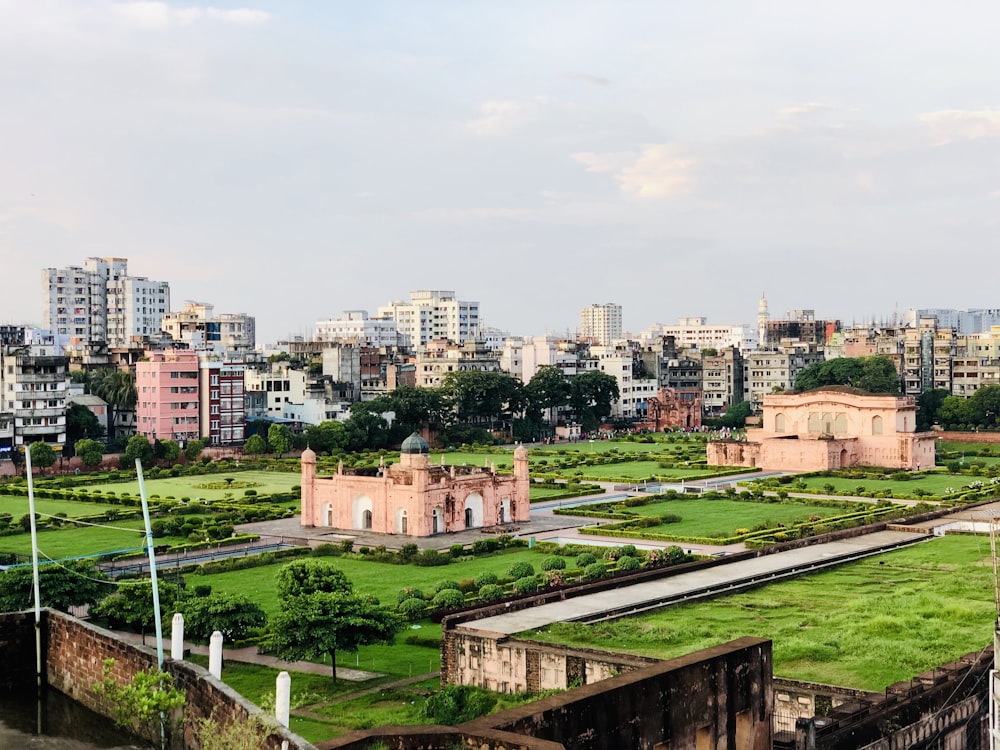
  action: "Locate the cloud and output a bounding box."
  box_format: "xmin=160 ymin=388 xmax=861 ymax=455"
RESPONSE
xmin=777 ymin=102 xmax=832 ymax=119
xmin=919 ymin=109 xmax=1000 ymax=144
xmin=573 ymin=146 xmax=695 ymax=199
xmin=111 ymin=2 xmax=269 ymax=31
xmin=465 ymin=100 xmax=527 ymax=137
xmin=564 ymin=72 xmax=611 ymax=86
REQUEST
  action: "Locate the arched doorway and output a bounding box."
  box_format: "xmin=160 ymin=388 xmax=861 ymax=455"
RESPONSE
xmin=397 ymin=509 xmax=408 ymax=535
xmin=839 ymin=448 xmax=849 ymax=468
xmin=322 ymin=502 xmax=333 ymax=527
xmin=432 ymin=507 xmax=443 ymax=534
xmin=464 ymin=508 xmax=474 ymax=528
xmin=463 ymin=493 xmax=484 ymax=529
xmin=353 ymin=496 xmax=373 ymax=530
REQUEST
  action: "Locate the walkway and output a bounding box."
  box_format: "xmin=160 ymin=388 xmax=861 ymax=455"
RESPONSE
xmin=461 ymin=529 xmax=931 ymax=635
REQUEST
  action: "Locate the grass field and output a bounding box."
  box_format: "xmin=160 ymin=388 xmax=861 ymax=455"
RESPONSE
xmin=0 ymin=519 xmax=158 ymax=559
xmin=0 ymin=495 xmax=119 ymax=518
xmin=187 ymin=548 xmax=554 ymax=617
xmin=529 ymin=534 xmax=996 ymax=691
xmin=787 ymin=473 xmax=988 ymax=496
xmin=86 ymin=470 xmax=301 ymax=501
xmin=617 ymin=498 xmax=845 ymax=537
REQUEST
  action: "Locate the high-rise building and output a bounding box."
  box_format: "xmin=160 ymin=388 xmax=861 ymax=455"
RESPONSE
xmin=640 ymin=317 xmax=756 ymax=352
xmin=314 ymin=310 xmax=398 ymax=347
xmin=377 ymin=291 xmax=479 ymax=347
xmin=580 ymin=303 xmax=623 ymax=346
xmin=198 ymin=357 xmax=246 ymax=446
xmin=161 ymin=302 xmax=255 ymax=351
xmin=136 ymin=349 xmax=200 ymax=442
xmin=41 ymin=258 xmax=170 ymax=351
xmin=0 ymin=336 xmax=70 ymax=452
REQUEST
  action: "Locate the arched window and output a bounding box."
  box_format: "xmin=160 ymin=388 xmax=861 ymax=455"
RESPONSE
xmin=464 ymin=508 xmax=474 ymax=529
xmin=872 ymin=415 xmax=883 ymax=435
xmin=362 ymin=509 xmax=372 ymax=529
xmin=398 ymin=509 xmax=408 ymax=534
xmin=808 ymin=413 xmax=821 ymax=433
xmin=834 ymin=413 xmax=847 ymax=434
xmin=432 ymin=507 xmax=442 ymax=534
xmin=774 ymin=413 xmax=786 ymax=433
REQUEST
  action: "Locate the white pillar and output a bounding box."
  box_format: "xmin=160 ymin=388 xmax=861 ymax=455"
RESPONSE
xmin=209 ymin=631 xmax=223 ymax=679
xmin=276 ymin=671 xmax=291 ymax=728
xmin=171 ymin=613 xmax=185 ymax=661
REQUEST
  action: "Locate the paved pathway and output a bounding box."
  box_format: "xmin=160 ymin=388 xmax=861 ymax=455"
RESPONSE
xmin=461 ymin=529 xmax=931 ymax=635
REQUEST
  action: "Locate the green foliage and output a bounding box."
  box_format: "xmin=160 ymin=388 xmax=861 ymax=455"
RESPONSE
xmin=583 ymin=561 xmax=607 ymax=580
xmin=719 ymin=401 xmax=753 ymax=429
xmin=28 ymin=441 xmax=57 ymax=470
xmin=413 ymin=549 xmax=450 ymax=567
xmin=505 ymin=561 xmax=535 ymax=580
xmin=124 ymin=435 xmax=154 ymax=465
xmin=75 ymin=438 xmax=105 ymax=467
xmin=194 ymin=713 xmax=276 ymax=750
xmin=92 ymin=660 xmax=186 ymax=744
xmin=575 ymin=552 xmax=597 ymax=568
xmin=396 ymin=587 xmax=425 ymax=603
xmin=66 ymin=403 xmax=105 ymax=448
xmin=513 ymin=576 xmax=539 ymax=595
xmin=617 ymin=556 xmax=642 ymax=572
xmin=184 ymin=439 xmax=206 ymax=462
xmin=540 ymin=556 xmax=567 ymax=571
xmin=244 ymin=434 xmax=267 ymax=455
xmin=421 ymin=684 xmax=498 ymax=725
xmin=397 ymin=597 xmax=428 ymax=621
xmin=92 ymin=579 xmax=181 ymax=636
xmin=431 ymin=588 xmax=466 ymax=610
xmin=477 ymin=583 xmax=505 ymax=602
xmin=0 ymin=559 xmax=110 ymax=613
xmin=473 ymin=571 xmax=499 ymax=588
xmin=434 ymin=579 xmax=461 ymax=594
xmin=276 ymin=560 xmax=353 ymax=599
xmin=794 ymin=355 xmax=900 ymax=395
xmin=267 ymin=424 xmax=293 ymax=456
xmin=180 ymin=592 xmax=267 ymax=642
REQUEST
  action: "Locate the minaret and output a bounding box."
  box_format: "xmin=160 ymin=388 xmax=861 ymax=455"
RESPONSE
xmin=300 ymin=446 xmax=317 ymax=527
xmin=757 ymin=292 xmax=769 ymax=348
xmin=513 ymin=444 xmax=530 ymax=522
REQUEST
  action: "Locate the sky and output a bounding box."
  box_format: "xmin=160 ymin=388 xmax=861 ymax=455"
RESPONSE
xmin=2 ymin=1 xmax=1000 ymax=345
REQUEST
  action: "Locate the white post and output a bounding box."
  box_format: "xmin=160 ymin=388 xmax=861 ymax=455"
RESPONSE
xmin=276 ymin=671 xmax=291 ymax=728
xmin=25 ymin=447 xmax=42 ymax=690
xmin=171 ymin=613 xmax=185 ymax=660
xmin=209 ymin=631 xmax=223 ymax=679
xmin=135 ymin=460 xmax=165 ymax=670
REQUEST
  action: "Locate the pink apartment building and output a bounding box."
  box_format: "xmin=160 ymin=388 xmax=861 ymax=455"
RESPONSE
xmin=136 ymin=349 xmax=200 ymax=443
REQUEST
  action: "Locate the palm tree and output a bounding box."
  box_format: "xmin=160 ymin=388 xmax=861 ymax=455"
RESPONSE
xmin=91 ymin=369 xmax=137 ymax=441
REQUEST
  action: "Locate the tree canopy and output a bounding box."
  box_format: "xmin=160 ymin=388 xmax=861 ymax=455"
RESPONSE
xmin=0 ymin=560 xmax=110 ymax=613
xmin=794 ymin=355 xmax=900 ymax=394
xmin=936 ymin=386 xmax=1000 ymax=430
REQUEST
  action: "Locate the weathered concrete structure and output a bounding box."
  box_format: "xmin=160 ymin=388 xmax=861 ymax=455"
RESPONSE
xmin=301 ymin=434 xmax=531 ymax=536
xmin=641 ymin=386 xmax=703 ymax=432
xmin=708 ymin=388 xmax=936 ymax=471
xmin=0 ymin=609 xmax=313 ymax=750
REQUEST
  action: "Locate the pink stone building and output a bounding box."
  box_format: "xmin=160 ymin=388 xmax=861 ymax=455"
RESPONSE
xmin=707 ymin=387 xmax=936 ymax=472
xmin=136 ymin=349 xmax=200 ymax=442
xmin=301 ymin=434 xmax=531 ymax=536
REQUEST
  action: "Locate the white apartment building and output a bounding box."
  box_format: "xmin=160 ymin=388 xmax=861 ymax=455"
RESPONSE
xmin=590 ymin=344 xmax=657 ymax=420
xmin=244 ymin=364 xmax=306 ymax=419
xmin=743 ymin=345 xmax=825 ymax=410
xmin=640 ymin=318 xmax=757 ymax=352
xmin=314 ymin=310 xmax=398 ymax=347
xmin=42 ymin=257 xmax=170 ymax=351
xmin=0 ymin=338 xmax=70 ymax=451
xmin=414 ymin=340 xmax=500 ymax=388
xmin=501 ymin=337 xmax=582 ymax=383
xmin=580 ymin=303 xmax=623 ymax=346
xmin=377 ymin=291 xmax=479 ymax=347
xmin=161 ymin=302 xmax=255 ymax=351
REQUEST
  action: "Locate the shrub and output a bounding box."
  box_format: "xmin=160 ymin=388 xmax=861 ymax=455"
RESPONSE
xmin=506 ymin=561 xmax=535 ymax=580
xmin=398 ymin=597 xmax=428 ymax=621
xmin=471 ymin=539 xmax=500 ymax=555
xmin=575 ymin=552 xmax=597 ymax=568
xmin=431 ymin=588 xmax=466 ymax=611
xmin=583 ymin=562 xmax=607 ymax=581
xmin=414 ymin=549 xmax=450 ymax=567
xmin=399 ymin=543 xmax=419 ymax=562
xmin=617 ymin=556 xmax=641 ymax=572
xmin=312 ymin=543 xmax=342 ymax=557
xmin=513 ymin=576 xmax=539 ymax=595
xmin=397 ymin=588 xmax=426 ymax=604
xmin=474 ymin=572 xmax=499 ymax=589
xmin=478 ymin=584 xmax=505 ymax=602
xmin=540 ymin=556 xmax=566 ymax=571
xmin=422 ymin=685 xmax=497 ymax=725
xmin=449 ymin=544 xmax=466 ymax=558
xmin=434 ymin=580 xmax=461 ymax=594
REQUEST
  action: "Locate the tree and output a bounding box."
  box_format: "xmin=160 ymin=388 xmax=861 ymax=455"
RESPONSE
xmin=156 ymin=439 xmax=181 ymax=464
xmin=303 ymin=420 xmax=350 ymax=455
xmin=90 ymin=369 xmax=137 ymax=441
xmin=969 ymin=385 xmax=1000 ymax=428
xmin=267 ymin=560 xmax=401 ymax=683
xmin=794 ymin=356 xmax=900 ymax=394
xmin=268 ymin=591 xmax=400 ymax=683
xmin=184 ymin=438 xmax=205 ymax=462
xmin=124 ymin=435 xmax=154 ymax=466
xmin=440 ymin=371 xmax=525 ymax=432
xmin=0 ymin=560 xmax=110 ymax=613
xmin=180 ymin=592 xmax=267 ymax=642
xmin=916 ymin=389 xmax=949 ymax=431
xmin=28 ymin=442 xmax=56 ymax=473
xmin=66 ymin=403 xmax=105 ymax=451
xmin=342 ymin=409 xmax=389 ymax=451
xmin=568 ymin=370 xmax=620 ymax=432
xmin=244 ymin=433 xmax=267 ymax=455
xmin=937 ymin=395 xmax=975 ymax=429
xmin=526 ymin=366 xmax=571 ymax=416
xmin=91 ymin=579 xmax=181 ymax=643
xmin=74 ymin=438 xmax=105 ymax=468
xmin=720 ymin=401 xmax=753 ymax=429
xmin=267 ymin=423 xmax=293 ymax=456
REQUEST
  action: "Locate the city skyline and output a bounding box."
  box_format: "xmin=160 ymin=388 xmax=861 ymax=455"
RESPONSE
xmin=2 ymin=1 xmax=1000 ymax=344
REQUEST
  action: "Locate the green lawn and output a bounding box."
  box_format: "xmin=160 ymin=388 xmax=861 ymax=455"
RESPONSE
xmin=529 ymin=534 xmax=995 ymax=691
xmin=788 ymin=474 xmax=989 ymax=497
xmin=529 ymin=487 xmax=574 ymax=500
xmin=86 ymin=470 xmax=301 ymax=501
xmin=0 ymin=494 xmax=120 ymax=518
xmin=0 ymin=519 xmax=153 ymax=559
xmin=618 ymin=498 xmax=845 ymax=537
xmin=187 ymin=548 xmax=553 ymax=617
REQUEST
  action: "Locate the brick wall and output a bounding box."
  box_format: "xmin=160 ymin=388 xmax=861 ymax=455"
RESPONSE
xmin=1 ymin=609 xmax=316 ymax=750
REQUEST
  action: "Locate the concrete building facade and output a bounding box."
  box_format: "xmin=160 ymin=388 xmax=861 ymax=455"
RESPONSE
xmin=314 ymin=310 xmax=399 ymax=347
xmin=580 ymin=303 xmax=622 ymax=346
xmin=136 ymin=349 xmax=200 ymax=443
xmin=377 ymin=291 xmax=479 ymax=347
xmin=198 ymin=358 xmax=246 ymax=445
xmin=0 ymin=339 xmax=69 ymax=451
xmin=161 ymin=301 xmax=255 ymax=352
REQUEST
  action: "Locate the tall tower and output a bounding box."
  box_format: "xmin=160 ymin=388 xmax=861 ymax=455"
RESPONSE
xmin=757 ymin=293 xmax=769 ymax=348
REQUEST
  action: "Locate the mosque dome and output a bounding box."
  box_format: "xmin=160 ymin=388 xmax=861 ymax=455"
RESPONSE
xmin=400 ymin=432 xmax=430 ymax=455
